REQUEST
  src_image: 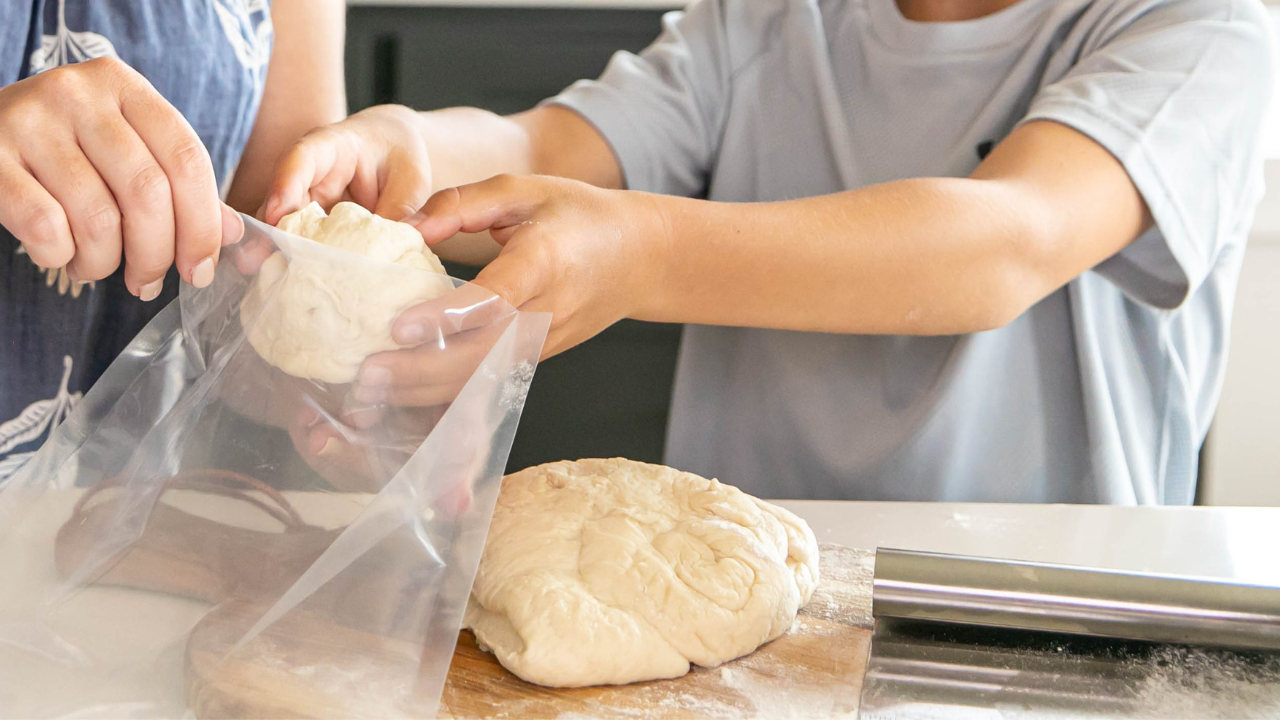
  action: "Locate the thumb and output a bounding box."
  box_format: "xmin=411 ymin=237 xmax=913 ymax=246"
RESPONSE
xmin=405 ymin=174 xmax=541 ymax=246
xmin=390 ymin=279 xmax=513 ymax=346
xmin=389 ymin=238 xmax=547 ymax=347
xmin=469 ymin=239 xmax=551 ymax=311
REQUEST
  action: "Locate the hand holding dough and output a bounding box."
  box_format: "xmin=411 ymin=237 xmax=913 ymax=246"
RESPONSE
xmin=240 ymin=202 xmax=449 ymax=383
xmin=464 ymin=458 xmax=820 ymax=688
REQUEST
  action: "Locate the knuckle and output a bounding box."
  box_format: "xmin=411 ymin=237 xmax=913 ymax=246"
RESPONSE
xmin=84 ymin=56 xmax=131 ymax=81
xmin=490 ymin=174 xmax=518 ymax=192
xmin=305 ymin=125 xmax=342 ymax=145
xmin=287 ymin=136 xmax=318 ymax=162
xmin=49 ymin=63 xmax=110 ymax=101
xmin=295 ymin=127 xmax=343 ymax=162
xmin=365 ymin=104 xmax=412 ymax=125
xmin=531 ymin=235 xmax=562 ymax=270
xmin=167 ymin=137 xmax=212 ymax=181
xmin=126 ymin=164 xmax=171 ymax=210
xmin=39 ymin=65 xmax=80 ymax=93
xmin=80 ymin=203 xmax=122 ymax=242
xmin=5 ymin=97 xmax=46 ymax=131
xmin=21 ymin=208 xmax=62 ymax=248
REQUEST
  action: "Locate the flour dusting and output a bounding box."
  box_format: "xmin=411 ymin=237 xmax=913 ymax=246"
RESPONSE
xmin=1130 ymin=646 xmax=1280 ymax=719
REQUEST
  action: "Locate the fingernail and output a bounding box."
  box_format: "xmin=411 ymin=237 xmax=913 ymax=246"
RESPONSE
xmin=359 ymin=365 xmax=391 ymax=387
xmin=316 ymin=437 xmax=342 ymax=457
xmin=140 ymin=278 xmax=164 ymax=302
xmin=221 ymin=204 xmax=244 ymax=246
xmin=191 ymin=257 xmax=215 ymax=288
xmin=264 ymin=197 xmax=280 ymax=222
xmin=395 ymin=323 xmax=424 ymax=345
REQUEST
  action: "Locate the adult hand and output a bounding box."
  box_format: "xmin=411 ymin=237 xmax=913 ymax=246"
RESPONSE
xmin=400 ymin=174 xmax=669 ymax=359
xmin=0 ymin=57 xmax=241 ymax=300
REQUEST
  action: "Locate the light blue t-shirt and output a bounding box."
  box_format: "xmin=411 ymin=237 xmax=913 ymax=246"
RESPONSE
xmin=554 ymin=0 xmax=1274 ymax=503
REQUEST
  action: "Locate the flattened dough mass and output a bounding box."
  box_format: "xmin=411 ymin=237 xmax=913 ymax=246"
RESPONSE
xmin=242 ymin=202 xmax=449 ymax=383
xmin=464 ymin=458 xmax=819 ymax=687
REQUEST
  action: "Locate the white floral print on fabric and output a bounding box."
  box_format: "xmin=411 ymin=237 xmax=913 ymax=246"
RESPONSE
xmin=0 ymin=356 xmax=81 ymax=485
xmin=14 ymin=246 xmax=92 ymax=297
xmin=213 ymin=0 xmax=273 ymax=71
xmin=28 ymin=0 xmax=119 ymax=75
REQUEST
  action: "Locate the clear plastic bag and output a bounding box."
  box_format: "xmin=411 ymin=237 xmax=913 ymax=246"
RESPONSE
xmin=0 ymin=215 xmax=549 ymax=719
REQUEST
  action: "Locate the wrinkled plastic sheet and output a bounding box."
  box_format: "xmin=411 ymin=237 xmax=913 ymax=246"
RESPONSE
xmin=0 ymin=216 xmax=549 ymax=719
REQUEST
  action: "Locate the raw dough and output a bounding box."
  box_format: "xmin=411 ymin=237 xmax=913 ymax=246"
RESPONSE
xmin=464 ymin=458 xmax=819 ymax=688
xmin=241 ymin=202 xmax=449 ymax=383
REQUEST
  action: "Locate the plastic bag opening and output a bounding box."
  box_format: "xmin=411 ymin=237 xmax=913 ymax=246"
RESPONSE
xmin=0 ymin=215 xmax=550 ymax=719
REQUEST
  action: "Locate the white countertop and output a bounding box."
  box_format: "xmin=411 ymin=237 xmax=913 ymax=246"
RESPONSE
xmin=4 ymin=496 xmax=1279 ymax=715
xmin=777 ymin=501 xmax=1280 ymax=586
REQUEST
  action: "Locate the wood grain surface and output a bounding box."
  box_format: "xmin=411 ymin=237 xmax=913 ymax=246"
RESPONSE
xmin=186 ymin=545 xmax=873 ymax=719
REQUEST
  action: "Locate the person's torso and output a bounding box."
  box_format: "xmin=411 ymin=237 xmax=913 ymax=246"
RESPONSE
xmin=664 ymin=0 xmax=1250 ymax=503
xmin=0 ymin=0 xmax=272 ymax=480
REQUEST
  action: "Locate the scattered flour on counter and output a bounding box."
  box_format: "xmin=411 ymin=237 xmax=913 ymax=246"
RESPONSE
xmin=716 ymin=664 xmax=858 ymax=720
xmin=1131 ymin=646 xmax=1280 ymax=719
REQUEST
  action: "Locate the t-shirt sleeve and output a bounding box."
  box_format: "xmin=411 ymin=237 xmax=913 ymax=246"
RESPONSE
xmin=547 ymin=0 xmax=732 ymax=197
xmin=1021 ymin=0 xmax=1275 ymax=309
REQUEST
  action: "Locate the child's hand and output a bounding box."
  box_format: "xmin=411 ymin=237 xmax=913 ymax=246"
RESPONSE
xmin=397 ymin=174 xmax=672 ymax=359
xmin=262 ymin=104 xmax=435 ymax=225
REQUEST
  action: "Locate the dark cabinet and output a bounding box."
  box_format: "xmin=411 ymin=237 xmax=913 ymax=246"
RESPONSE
xmin=346 ymin=6 xmax=672 ymax=114
xmin=345 ymin=5 xmax=681 ymax=472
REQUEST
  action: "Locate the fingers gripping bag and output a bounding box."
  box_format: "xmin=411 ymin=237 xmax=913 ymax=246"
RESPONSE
xmin=0 ymin=203 xmax=550 ymax=719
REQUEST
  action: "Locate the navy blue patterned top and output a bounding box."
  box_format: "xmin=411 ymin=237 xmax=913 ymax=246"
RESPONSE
xmin=0 ymin=0 xmax=273 ymax=480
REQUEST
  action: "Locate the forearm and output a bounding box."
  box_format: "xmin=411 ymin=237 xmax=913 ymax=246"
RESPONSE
xmin=419 ymin=104 xmax=622 ymax=190
xmin=633 ymin=120 xmax=1149 ymax=335
xmin=638 ymin=178 xmax=1076 ymax=335
xmin=408 ymin=120 xmax=1148 ymax=357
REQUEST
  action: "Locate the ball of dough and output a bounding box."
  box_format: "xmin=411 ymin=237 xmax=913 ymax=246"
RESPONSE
xmin=241 ymin=202 xmax=449 ymax=383
xmin=464 ymin=458 xmax=819 ymax=688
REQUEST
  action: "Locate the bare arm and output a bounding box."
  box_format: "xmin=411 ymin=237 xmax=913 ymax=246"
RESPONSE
xmin=424 ymin=105 xmax=621 ymax=190
xmin=225 ymin=0 xmax=347 ymax=214
xmin=405 ymin=120 xmax=1152 ymax=357
xmin=636 ymin=120 xmax=1153 ymax=334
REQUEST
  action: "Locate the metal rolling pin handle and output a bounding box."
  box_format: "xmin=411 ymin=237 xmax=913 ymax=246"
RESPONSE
xmin=870 ymin=548 xmax=1280 ymax=651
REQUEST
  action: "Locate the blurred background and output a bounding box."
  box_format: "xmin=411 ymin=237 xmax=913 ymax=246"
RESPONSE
xmin=341 ymin=0 xmax=1280 ymax=505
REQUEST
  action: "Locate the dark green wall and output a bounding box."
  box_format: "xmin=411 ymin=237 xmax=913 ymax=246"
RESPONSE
xmin=345 ymin=6 xmax=681 ymax=472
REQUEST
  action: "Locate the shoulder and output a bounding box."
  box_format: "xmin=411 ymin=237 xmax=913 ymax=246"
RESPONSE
xmin=1077 ymin=0 xmax=1273 ymax=51
xmin=1072 ymin=0 xmax=1276 ymax=101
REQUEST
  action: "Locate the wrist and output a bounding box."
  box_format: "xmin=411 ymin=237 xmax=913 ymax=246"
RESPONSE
xmin=626 ymin=191 xmax=679 ymax=323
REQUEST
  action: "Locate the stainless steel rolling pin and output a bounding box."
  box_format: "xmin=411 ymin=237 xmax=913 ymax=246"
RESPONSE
xmin=871 ymin=548 xmax=1280 ymax=650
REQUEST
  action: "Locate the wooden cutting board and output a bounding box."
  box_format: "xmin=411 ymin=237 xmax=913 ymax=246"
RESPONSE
xmin=187 ymin=545 xmax=875 ymax=719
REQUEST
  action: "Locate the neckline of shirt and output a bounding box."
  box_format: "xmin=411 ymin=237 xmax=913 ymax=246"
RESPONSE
xmin=865 ymin=0 xmax=1059 ymax=55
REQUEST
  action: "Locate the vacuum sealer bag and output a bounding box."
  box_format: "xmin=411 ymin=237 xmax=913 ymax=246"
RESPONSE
xmin=0 ymin=215 xmax=549 ymax=719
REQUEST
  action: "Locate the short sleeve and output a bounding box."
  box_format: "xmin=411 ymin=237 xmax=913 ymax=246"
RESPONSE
xmin=1022 ymin=0 xmax=1275 ymax=309
xmin=548 ymin=0 xmax=732 ymax=197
